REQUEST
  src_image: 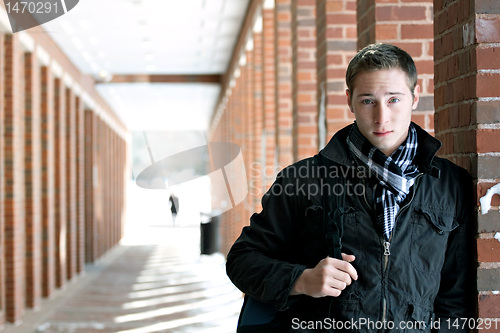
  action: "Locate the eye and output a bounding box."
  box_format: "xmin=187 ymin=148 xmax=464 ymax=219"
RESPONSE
xmin=361 ymin=99 xmax=373 ymax=105
xmin=388 ymin=97 xmax=400 ymax=103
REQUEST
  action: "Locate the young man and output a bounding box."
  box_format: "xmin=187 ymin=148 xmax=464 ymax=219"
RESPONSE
xmin=226 ymin=43 xmax=475 ymax=332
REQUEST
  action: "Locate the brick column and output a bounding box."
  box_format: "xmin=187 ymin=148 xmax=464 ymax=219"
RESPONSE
xmin=65 ymin=87 xmax=77 ymax=281
xmin=0 ymin=31 xmax=5 ymax=328
xmin=95 ymin=117 xmax=103 ymax=258
xmin=84 ymin=110 xmax=96 ymax=263
xmin=263 ymin=4 xmax=277 ymax=187
xmin=357 ymin=0 xmax=435 ymax=133
xmin=316 ymin=0 xmax=357 ymax=140
xmin=253 ymin=22 xmax=265 ymax=208
xmin=275 ymin=0 xmax=294 ymax=168
xmin=4 ymin=33 xmax=26 ymax=324
xmin=24 ymin=50 xmax=42 ymax=309
xmin=104 ymin=125 xmax=111 ymax=253
xmin=434 ymin=0 xmax=500 ymax=321
xmin=40 ymin=66 xmax=55 ymax=297
xmin=75 ymin=96 xmax=84 ymax=273
xmin=53 ymin=77 xmax=66 ymax=288
xmin=244 ymin=39 xmax=256 ymax=213
xmin=292 ymin=0 xmax=318 ymax=161
xmin=112 ymin=133 xmax=118 ymax=246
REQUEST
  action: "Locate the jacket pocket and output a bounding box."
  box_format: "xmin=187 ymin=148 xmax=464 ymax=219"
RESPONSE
xmin=410 ymin=207 xmax=458 ymax=274
xmin=328 ymin=294 xmax=361 ymax=333
xmin=402 ymin=303 xmax=433 ymax=332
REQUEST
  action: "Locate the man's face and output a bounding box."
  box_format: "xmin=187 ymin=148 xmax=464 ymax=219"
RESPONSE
xmin=346 ymin=68 xmax=419 ymax=156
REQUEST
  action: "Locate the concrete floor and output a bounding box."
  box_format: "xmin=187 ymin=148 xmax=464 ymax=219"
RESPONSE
xmin=2 ymin=181 xmax=243 ymax=333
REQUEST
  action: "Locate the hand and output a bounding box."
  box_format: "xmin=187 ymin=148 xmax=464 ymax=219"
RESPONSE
xmin=290 ymin=254 xmax=358 ymax=298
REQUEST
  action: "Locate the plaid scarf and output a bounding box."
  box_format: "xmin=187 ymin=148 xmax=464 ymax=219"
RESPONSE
xmin=347 ymin=123 xmax=419 ymax=241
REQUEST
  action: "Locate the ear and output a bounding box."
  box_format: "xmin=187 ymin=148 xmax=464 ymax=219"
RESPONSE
xmin=412 ymin=85 xmax=420 ymax=110
xmin=346 ymin=89 xmax=354 ymax=113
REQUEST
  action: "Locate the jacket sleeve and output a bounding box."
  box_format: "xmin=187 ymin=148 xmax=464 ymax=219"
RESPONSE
xmin=433 ymin=168 xmax=476 ymax=333
xmin=226 ymin=167 xmax=308 ymax=311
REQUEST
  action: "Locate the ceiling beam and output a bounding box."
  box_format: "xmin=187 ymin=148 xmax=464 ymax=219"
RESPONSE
xmin=100 ymin=74 xmax=222 ymax=84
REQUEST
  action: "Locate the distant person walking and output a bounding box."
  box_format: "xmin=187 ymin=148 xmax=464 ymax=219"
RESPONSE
xmin=169 ymin=194 xmax=179 ymax=225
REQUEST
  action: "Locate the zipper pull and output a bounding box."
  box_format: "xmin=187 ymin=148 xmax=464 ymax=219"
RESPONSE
xmin=383 ymin=241 xmax=391 ymax=256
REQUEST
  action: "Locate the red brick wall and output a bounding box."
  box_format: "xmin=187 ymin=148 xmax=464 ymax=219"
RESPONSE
xmin=4 ymin=33 xmax=26 ymax=324
xmin=40 ymin=66 xmax=55 ymax=298
xmin=53 ymin=77 xmax=67 ymax=289
xmin=434 ymin=0 xmax=500 ymax=321
xmin=263 ymin=6 xmax=278 ymax=186
xmin=253 ymin=22 xmax=265 ymax=208
xmin=75 ymin=96 xmax=84 ymax=274
xmin=65 ymin=87 xmax=77 ymax=281
xmin=0 ymin=31 xmax=5 ymax=329
xmin=84 ymin=110 xmax=96 ymax=263
xmin=275 ymin=0 xmax=294 ymax=169
xmin=292 ymin=0 xmax=319 ymax=161
xmin=24 ymin=50 xmax=42 ymax=310
xmin=244 ymin=41 xmax=257 ymax=212
xmin=316 ymin=0 xmax=357 ymax=141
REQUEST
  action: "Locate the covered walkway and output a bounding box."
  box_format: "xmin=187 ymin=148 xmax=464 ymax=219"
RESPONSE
xmin=2 ymin=182 xmax=242 ymax=333
xmin=0 ymin=0 xmax=500 ymax=329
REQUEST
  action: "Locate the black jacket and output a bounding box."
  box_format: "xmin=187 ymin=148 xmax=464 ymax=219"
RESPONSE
xmin=226 ymin=124 xmax=476 ymax=332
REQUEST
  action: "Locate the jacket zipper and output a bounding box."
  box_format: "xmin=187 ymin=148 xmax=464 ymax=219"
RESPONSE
xmin=380 ymin=173 xmax=423 ymax=324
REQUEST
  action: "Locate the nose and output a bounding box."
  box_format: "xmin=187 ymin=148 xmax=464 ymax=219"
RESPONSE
xmin=373 ymin=103 xmax=390 ymax=125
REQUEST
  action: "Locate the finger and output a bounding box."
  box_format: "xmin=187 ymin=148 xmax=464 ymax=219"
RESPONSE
xmin=333 ymin=260 xmax=358 ymax=281
xmin=341 ymin=253 xmax=356 ymax=262
xmin=319 ymin=284 xmax=343 ymax=298
xmin=330 ymin=270 xmax=353 ymax=286
xmin=329 ymin=278 xmax=348 ymax=292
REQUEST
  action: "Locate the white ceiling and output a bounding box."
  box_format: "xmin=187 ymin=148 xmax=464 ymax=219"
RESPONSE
xmin=42 ymin=0 xmax=250 ymax=131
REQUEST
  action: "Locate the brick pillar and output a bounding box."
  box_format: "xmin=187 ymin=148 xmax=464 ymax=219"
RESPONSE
xmin=95 ymin=117 xmax=103 ymax=258
xmin=75 ymin=96 xmax=84 ymax=273
xmin=275 ymin=0 xmax=294 ymax=168
xmin=4 ymin=33 xmax=26 ymax=324
xmin=316 ymin=0 xmax=357 ymax=140
xmin=357 ymin=0 xmax=435 ymax=133
xmin=244 ymin=39 xmax=256 ymax=213
xmin=253 ymin=21 xmax=265 ymax=209
xmin=292 ymin=0 xmax=318 ymax=161
xmin=112 ymin=133 xmax=117 ymax=246
xmin=117 ymin=137 xmax=125 ymax=239
xmin=102 ymin=125 xmax=108 ymax=254
xmin=24 ymin=51 xmax=42 ymax=309
xmin=0 ymin=31 xmax=5 ymax=328
xmin=65 ymin=87 xmax=77 ymax=281
xmin=434 ymin=0 xmax=500 ymax=321
xmin=121 ymin=138 xmax=126 ymax=238
xmin=263 ymin=4 xmax=277 ymax=187
xmin=53 ymin=77 xmax=66 ymax=288
xmin=109 ymin=130 xmax=115 ymax=248
xmin=84 ymin=110 xmax=96 ymax=263
xmin=104 ymin=125 xmax=110 ymax=253
xmin=40 ymin=66 xmax=55 ymax=297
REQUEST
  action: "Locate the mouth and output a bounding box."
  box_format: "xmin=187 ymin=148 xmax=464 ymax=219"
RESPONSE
xmin=373 ymin=131 xmax=392 ymax=137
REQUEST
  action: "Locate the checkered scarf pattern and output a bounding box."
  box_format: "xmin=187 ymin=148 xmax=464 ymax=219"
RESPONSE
xmin=347 ymin=123 xmax=419 ymax=241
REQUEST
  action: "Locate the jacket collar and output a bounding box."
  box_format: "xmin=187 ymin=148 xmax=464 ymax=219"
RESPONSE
xmin=319 ymin=122 xmax=442 ymax=177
